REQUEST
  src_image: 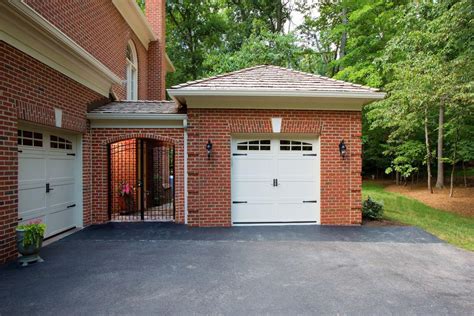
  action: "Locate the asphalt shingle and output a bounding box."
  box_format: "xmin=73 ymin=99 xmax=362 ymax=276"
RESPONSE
xmin=170 ymin=65 xmax=380 ymax=93
xmin=89 ymin=100 xmax=183 ymax=114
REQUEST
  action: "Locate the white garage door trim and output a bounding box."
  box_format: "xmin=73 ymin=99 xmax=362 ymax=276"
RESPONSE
xmin=18 ymin=123 xmax=83 ymax=237
xmin=231 ymin=135 xmax=320 ymax=226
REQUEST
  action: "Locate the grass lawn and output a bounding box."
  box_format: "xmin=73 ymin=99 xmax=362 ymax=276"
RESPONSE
xmin=362 ymin=182 xmax=474 ymax=251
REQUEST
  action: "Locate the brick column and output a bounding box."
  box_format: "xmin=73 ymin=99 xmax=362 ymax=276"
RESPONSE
xmin=145 ymin=0 xmax=166 ymax=100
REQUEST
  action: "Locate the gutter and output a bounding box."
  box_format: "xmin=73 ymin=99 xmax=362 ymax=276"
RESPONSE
xmin=167 ymin=89 xmax=387 ymax=99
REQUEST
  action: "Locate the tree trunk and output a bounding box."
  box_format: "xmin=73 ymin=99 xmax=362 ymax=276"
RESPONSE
xmin=435 ymin=100 xmax=445 ymax=188
xmin=462 ymin=161 xmax=467 ymax=187
xmin=424 ymin=106 xmax=433 ymax=193
xmin=339 ymin=6 xmax=348 ymax=71
xmin=449 ymin=134 xmax=458 ymax=198
xmin=396 ymin=171 xmax=399 ymax=185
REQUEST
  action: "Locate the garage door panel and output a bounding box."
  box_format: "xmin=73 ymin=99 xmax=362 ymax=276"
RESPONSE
xmin=232 ymin=180 xmax=274 ymax=199
xmin=232 ymin=202 xmax=274 ymax=223
xmin=277 ymin=158 xmax=317 ymax=180
xmin=276 ymin=181 xmax=317 ymax=198
xmin=46 ymin=157 xmax=75 ymax=179
xmin=232 ymin=157 xmax=273 ymax=179
xmin=275 ymin=202 xmax=317 ymax=222
xmin=44 ymin=208 xmax=75 ymax=236
xmin=19 ymin=155 xmax=45 ymax=182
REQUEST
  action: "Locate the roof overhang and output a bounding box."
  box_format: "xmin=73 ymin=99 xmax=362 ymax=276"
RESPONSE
xmin=112 ymin=0 xmax=157 ymax=49
xmin=165 ymin=53 xmax=176 ymax=73
xmin=1 ymin=0 xmax=121 ymax=97
xmin=87 ymin=113 xmax=187 ymax=129
xmin=168 ymin=89 xmax=386 ymax=111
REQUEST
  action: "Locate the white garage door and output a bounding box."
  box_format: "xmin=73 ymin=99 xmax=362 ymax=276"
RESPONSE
xmin=18 ymin=126 xmax=80 ymax=237
xmin=231 ymin=138 xmax=320 ymax=225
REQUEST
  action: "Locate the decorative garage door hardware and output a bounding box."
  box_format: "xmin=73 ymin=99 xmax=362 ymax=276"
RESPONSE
xmin=45 ymin=183 xmax=53 ymax=193
xmin=67 ymin=204 xmax=76 ymax=208
xmin=302 ymin=200 xmax=317 ymax=203
xmin=303 ymin=153 xmax=317 ymax=156
xmin=232 ymin=153 xmax=247 ymax=156
xmin=232 ymin=201 xmax=248 ymax=204
xmin=67 ymin=153 xmax=76 ymax=156
xmin=273 ymin=179 xmax=279 ymax=187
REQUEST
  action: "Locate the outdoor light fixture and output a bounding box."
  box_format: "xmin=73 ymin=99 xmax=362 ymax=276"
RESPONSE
xmin=206 ymin=140 xmax=213 ymax=159
xmin=339 ymin=140 xmax=347 ymax=160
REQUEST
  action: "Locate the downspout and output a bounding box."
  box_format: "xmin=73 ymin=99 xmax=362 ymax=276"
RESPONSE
xmin=183 ymin=119 xmax=188 ymax=224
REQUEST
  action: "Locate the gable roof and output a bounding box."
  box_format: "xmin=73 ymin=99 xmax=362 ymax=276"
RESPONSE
xmin=170 ymin=65 xmax=381 ymax=94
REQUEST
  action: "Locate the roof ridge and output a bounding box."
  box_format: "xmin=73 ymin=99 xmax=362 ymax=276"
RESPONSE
xmin=171 ymin=65 xmax=268 ymax=89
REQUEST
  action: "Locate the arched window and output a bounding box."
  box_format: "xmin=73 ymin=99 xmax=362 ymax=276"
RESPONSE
xmin=126 ymin=41 xmax=138 ymax=100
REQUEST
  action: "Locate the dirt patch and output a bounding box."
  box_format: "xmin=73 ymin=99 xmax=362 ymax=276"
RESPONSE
xmin=362 ymin=219 xmax=408 ymax=226
xmin=383 ymin=183 xmax=474 ymax=217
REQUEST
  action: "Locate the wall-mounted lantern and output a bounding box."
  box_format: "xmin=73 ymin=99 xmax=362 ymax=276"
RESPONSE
xmin=339 ymin=140 xmax=347 ymax=160
xmin=206 ymin=140 xmax=213 ymax=159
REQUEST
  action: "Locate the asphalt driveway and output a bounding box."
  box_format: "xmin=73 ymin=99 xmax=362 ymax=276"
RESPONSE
xmin=1 ymin=223 xmax=473 ymax=315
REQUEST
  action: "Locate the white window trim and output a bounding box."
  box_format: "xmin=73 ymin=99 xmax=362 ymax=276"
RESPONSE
xmin=126 ymin=40 xmax=138 ymax=100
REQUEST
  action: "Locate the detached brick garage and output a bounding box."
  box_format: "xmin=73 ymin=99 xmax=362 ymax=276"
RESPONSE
xmin=168 ymin=65 xmax=385 ymax=226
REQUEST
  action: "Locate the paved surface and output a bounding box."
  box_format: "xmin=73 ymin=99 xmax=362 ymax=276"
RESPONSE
xmin=1 ymin=223 xmax=473 ymax=315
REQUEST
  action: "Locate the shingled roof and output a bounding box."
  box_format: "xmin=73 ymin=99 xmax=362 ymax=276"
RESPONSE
xmin=170 ymin=65 xmax=380 ymax=94
xmin=88 ymin=100 xmax=183 ymax=115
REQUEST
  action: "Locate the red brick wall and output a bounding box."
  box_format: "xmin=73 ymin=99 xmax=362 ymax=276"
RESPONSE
xmin=0 ymin=41 xmax=108 ymax=263
xmin=145 ymin=0 xmax=166 ymax=100
xmin=25 ymin=0 xmax=166 ymax=100
xmin=187 ymin=109 xmax=362 ymax=227
xmin=88 ymin=129 xmax=185 ymax=224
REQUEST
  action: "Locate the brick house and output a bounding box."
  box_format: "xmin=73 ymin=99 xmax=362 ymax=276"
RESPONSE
xmin=0 ymin=0 xmax=384 ymax=263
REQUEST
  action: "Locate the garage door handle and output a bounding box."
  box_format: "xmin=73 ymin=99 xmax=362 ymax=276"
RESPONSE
xmin=303 ymin=200 xmax=317 ymax=203
xmin=232 ymin=201 xmax=247 ymax=204
xmin=67 ymin=204 xmax=76 ymax=208
xmin=46 ymin=183 xmax=54 ymax=193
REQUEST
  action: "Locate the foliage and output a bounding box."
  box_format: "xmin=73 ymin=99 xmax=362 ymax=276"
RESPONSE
xmin=163 ymin=0 xmax=474 ymax=186
xmin=17 ymin=221 xmax=46 ymax=248
xmin=362 ymin=196 xmax=384 ymax=220
xmin=363 ymin=182 xmax=474 ymax=251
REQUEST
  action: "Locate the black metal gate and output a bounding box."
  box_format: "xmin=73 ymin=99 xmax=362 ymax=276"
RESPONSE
xmin=108 ymin=138 xmax=175 ymax=221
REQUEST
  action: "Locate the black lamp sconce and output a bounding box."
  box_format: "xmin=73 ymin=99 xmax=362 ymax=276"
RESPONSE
xmin=339 ymin=140 xmax=347 ymax=160
xmin=206 ymin=139 xmax=213 ymax=159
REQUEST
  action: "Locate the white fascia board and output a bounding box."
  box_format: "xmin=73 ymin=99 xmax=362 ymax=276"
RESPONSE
xmin=165 ymin=53 xmax=176 ymax=73
xmin=3 ymin=1 xmax=121 ymax=96
xmin=112 ymin=0 xmax=157 ymax=49
xmin=87 ymin=113 xmax=187 ymax=121
xmin=167 ymin=89 xmax=386 ymax=99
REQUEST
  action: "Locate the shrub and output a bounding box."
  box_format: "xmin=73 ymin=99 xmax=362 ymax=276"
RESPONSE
xmin=17 ymin=221 xmax=46 ymax=247
xmin=362 ymin=196 xmax=384 ymax=220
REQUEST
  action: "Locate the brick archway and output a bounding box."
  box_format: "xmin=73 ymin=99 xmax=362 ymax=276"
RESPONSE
xmin=88 ymin=128 xmax=185 ymax=226
xmin=103 ymin=133 xmax=178 ymax=146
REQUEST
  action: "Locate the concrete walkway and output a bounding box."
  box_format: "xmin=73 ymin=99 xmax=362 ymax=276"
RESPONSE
xmin=1 ymin=223 xmax=473 ymax=315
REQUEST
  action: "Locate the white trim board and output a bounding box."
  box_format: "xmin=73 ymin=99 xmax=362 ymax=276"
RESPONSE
xmin=1 ymin=1 xmax=121 ymax=97
xmin=112 ymin=0 xmax=156 ymax=49
xmin=172 ymin=95 xmax=379 ymax=111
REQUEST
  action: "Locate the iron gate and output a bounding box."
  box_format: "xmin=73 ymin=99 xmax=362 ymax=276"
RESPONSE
xmin=108 ymin=138 xmax=175 ymax=221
